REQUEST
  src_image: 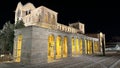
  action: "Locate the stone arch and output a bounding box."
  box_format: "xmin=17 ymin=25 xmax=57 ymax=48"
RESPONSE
xmin=15 ymin=34 xmax=23 ymax=62
xmin=75 ymin=38 xmax=79 ymax=55
xmin=56 ymin=35 xmax=62 ymax=59
xmin=48 ymin=34 xmax=55 ymax=62
xmin=84 ymin=39 xmax=88 ymax=54
xmin=79 ymin=38 xmax=83 ymax=54
xmin=87 ymin=40 xmax=92 ymax=54
xmin=62 ymin=36 xmax=68 ymax=58
xmin=94 ymin=41 xmax=99 ymax=53
xmin=90 ymin=40 xmax=93 ymax=54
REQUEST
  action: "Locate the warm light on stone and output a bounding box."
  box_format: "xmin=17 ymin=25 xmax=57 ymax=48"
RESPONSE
xmin=13 ymin=2 xmax=104 ymax=65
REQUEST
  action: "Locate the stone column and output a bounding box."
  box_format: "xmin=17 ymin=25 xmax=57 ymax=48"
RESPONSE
xmin=67 ymin=36 xmax=72 ymax=57
xmin=92 ymin=40 xmax=94 ymax=54
xmin=82 ymin=38 xmax=85 ymax=55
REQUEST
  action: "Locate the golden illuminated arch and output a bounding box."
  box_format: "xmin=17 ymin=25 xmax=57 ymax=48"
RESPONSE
xmin=84 ymin=39 xmax=88 ymax=54
xmin=63 ymin=36 xmax=68 ymax=57
xmin=87 ymin=40 xmax=90 ymax=54
xmin=56 ymin=35 xmax=62 ymax=59
xmin=76 ymin=38 xmax=79 ymax=55
xmin=88 ymin=40 xmax=92 ymax=54
xmin=15 ymin=34 xmax=22 ymax=62
xmin=48 ymin=34 xmax=55 ymax=62
xmin=94 ymin=41 xmax=99 ymax=53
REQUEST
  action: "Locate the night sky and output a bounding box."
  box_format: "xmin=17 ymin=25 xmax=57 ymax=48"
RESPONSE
xmin=0 ymin=0 xmax=120 ymax=41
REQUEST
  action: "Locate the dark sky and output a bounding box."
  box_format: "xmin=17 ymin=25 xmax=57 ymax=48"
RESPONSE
xmin=0 ymin=0 xmax=120 ymax=41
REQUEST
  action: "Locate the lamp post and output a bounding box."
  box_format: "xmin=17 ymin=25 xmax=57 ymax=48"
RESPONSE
xmin=100 ymin=32 xmax=105 ymax=56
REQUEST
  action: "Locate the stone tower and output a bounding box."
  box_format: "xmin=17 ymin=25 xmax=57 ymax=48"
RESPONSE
xmin=15 ymin=2 xmax=58 ymax=29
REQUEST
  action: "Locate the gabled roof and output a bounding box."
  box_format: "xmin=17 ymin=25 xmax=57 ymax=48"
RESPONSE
xmin=15 ymin=2 xmax=36 ymax=12
xmin=22 ymin=2 xmax=36 ymax=11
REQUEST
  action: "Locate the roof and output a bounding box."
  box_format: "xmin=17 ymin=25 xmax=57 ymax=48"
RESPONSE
xmin=15 ymin=2 xmax=36 ymax=12
xmin=22 ymin=2 xmax=36 ymax=11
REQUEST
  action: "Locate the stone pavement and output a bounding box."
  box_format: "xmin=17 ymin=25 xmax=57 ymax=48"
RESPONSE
xmin=0 ymin=53 xmax=120 ymax=68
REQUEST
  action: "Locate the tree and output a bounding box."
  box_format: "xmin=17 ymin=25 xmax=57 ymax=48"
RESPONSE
xmin=0 ymin=20 xmax=25 ymax=54
xmin=15 ymin=19 xmax=25 ymax=29
xmin=1 ymin=21 xmax=14 ymax=54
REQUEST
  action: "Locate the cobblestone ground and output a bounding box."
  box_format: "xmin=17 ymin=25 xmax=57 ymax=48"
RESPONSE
xmin=0 ymin=52 xmax=120 ymax=68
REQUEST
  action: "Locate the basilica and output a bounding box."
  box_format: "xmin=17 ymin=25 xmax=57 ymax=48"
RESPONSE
xmin=13 ymin=2 xmax=105 ymax=65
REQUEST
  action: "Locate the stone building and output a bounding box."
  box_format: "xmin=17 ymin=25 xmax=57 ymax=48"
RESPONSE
xmin=86 ymin=32 xmax=106 ymax=55
xmin=13 ymin=2 xmax=102 ymax=65
xmin=15 ymin=2 xmax=84 ymax=34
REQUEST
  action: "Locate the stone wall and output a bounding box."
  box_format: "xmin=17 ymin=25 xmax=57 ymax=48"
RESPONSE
xmin=13 ymin=27 xmax=32 ymax=64
xmin=13 ymin=26 xmax=99 ymax=65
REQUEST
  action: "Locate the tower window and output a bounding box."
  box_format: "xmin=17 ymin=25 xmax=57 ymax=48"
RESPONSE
xmin=26 ymin=10 xmax=31 ymax=15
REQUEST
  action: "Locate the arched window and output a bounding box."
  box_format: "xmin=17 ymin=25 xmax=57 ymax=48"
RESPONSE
xmin=56 ymin=35 xmax=62 ymax=59
xmin=48 ymin=34 xmax=55 ymax=62
xmin=94 ymin=41 xmax=99 ymax=53
xmin=29 ymin=10 xmax=31 ymax=14
xmin=87 ymin=40 xmax=92 ymax=55
xmin=76 ymin=38 xmax=79 ymax=55
xmin=15 ymin=34 xmax=22 ymax=62
xmin=63 ymin=36 xmax=68 ymax=57
xmin=84 ymin=39 xmax=87 ymax=54
xmin=26 ymin=10 xmax=31 ymax=15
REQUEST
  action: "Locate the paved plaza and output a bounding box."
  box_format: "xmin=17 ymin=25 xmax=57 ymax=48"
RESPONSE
xmin=0 ymin=52 xmax=120 ymax=68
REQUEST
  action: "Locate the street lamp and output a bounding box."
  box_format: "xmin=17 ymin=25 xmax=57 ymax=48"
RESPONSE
xmin=100 ymin=32 xmax=105 ymax=56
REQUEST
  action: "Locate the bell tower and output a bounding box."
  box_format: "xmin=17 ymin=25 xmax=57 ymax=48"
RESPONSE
xmin=15 ymin=2 xmax=35 ymax=24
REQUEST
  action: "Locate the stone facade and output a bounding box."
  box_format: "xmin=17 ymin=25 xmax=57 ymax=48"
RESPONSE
xmin=15 ymin=2 xmax=85 ymax=34
xmin=86 ymin=33 xmax=106 ymax=52
xmin=13 ymin=2 xmax=102 ymax=65
xmin=13 ymin=26 xmax=99 ymax=65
